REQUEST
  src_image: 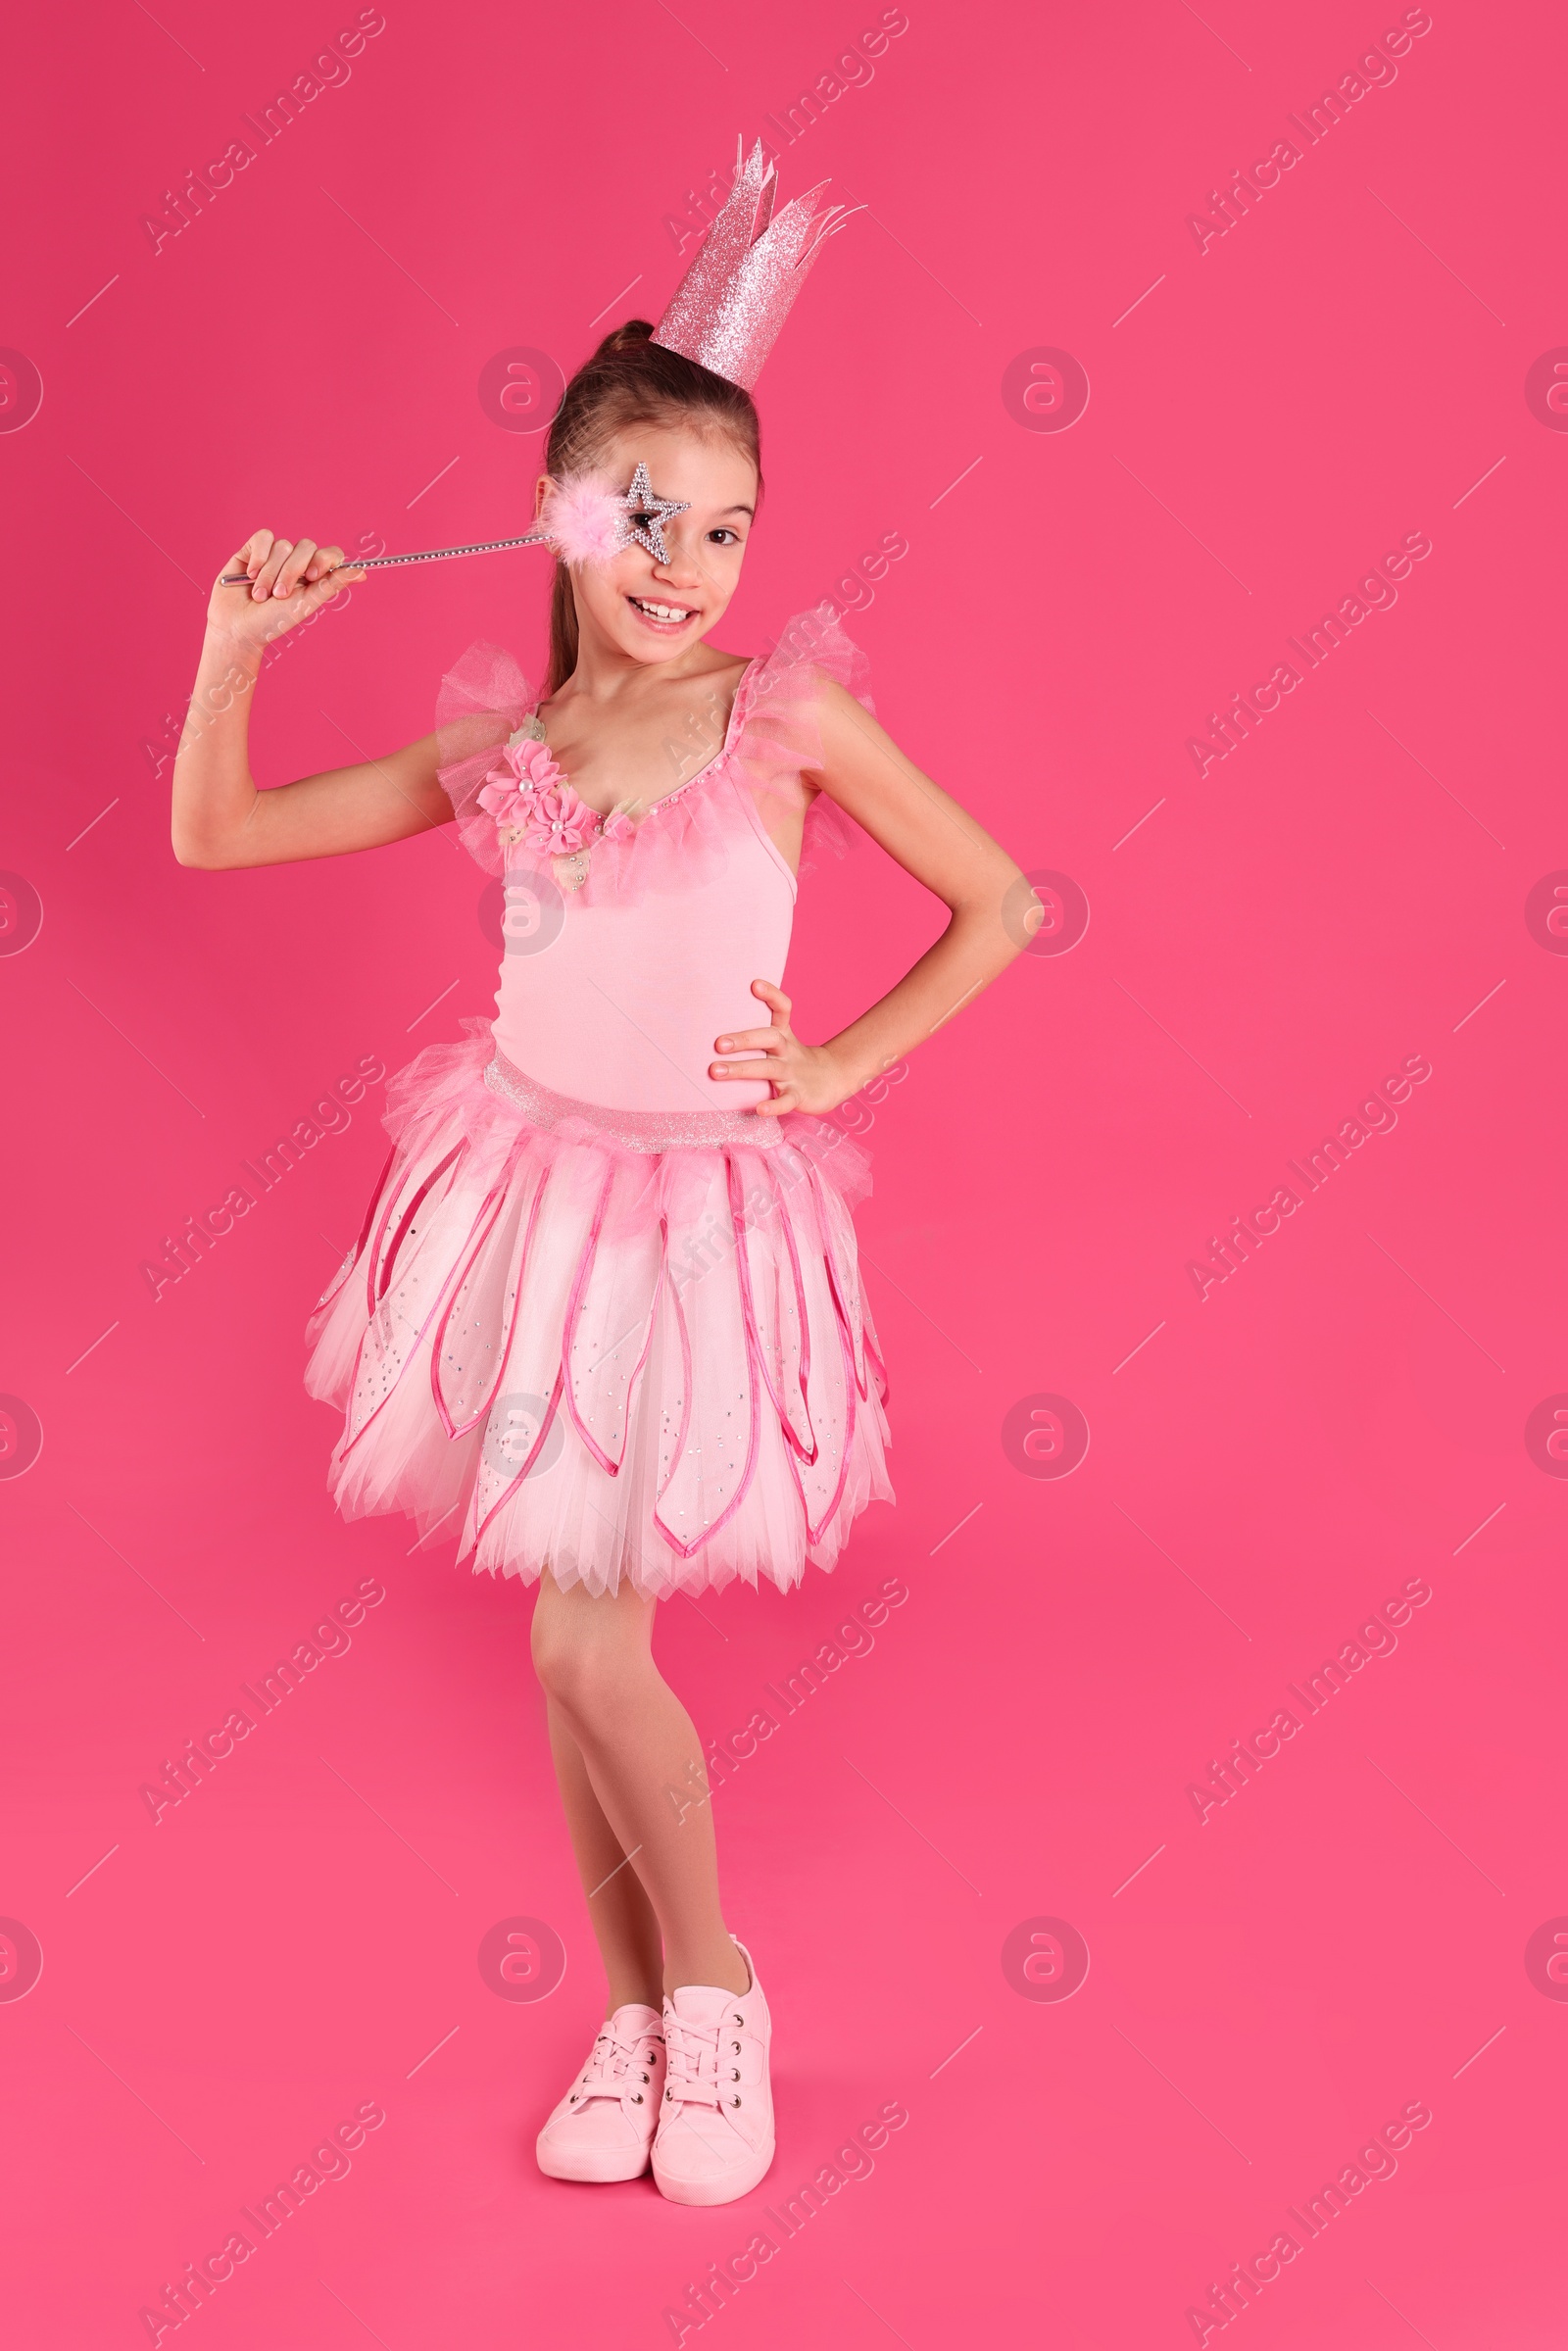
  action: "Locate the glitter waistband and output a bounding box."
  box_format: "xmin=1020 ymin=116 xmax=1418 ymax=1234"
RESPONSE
xmin=483 ymin=1051 xmax=780 ymax=1153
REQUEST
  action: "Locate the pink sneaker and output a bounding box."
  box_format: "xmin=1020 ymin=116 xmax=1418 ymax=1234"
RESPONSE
xmin=652 ymin=1940 xmax=774 ymax=2206
xmin=536 ymin=2003 xmax=665 ymax=2183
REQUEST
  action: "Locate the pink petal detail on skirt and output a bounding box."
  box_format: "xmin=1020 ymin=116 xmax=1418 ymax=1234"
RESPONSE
xmin=727 ymin=1151 xmax=816 ymax=1466
xmin=429 ymin=1156 xmax=551 ymax=1440
xmin=315 ymin=1142 xmax=396 ymax=1319
xmin=789 ymin=1303 xmax=859 ymax=1548
xmin=305 ymin=1026 xmax=892 ymax=1598
xmin=557 ymin=1160 xmax=667 ymax=1479
xmin=368 ymin=1141 xmax=466 ymax=1317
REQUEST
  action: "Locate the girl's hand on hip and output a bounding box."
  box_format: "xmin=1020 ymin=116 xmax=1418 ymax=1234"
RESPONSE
xmin=205 ymin=527 xmax=366 ymax=647
xmin=710 ymin=979 xmax=856 ymax=1119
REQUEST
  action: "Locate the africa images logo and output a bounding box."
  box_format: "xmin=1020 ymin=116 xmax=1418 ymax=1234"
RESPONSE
xmin=1002 ymin=1394 xmax=1091 ymax=1479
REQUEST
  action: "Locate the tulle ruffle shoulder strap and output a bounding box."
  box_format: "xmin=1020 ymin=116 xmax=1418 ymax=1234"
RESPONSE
xmin=731 ymin=604 xmax=874 ymax=789
xmin=728 ymin=604 xmax=875 ymax=871
xmin=434 ymin=642 xmax=534 ymax=875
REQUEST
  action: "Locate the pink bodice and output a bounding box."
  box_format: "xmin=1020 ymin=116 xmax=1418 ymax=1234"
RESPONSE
xmin=493 ymin=756 xmax=795 ymax=1112
xmin=434 ymin=608 xmax=870 ymax=1117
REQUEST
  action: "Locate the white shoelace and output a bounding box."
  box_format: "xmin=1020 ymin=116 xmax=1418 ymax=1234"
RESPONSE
xmin=570 ymin=2021 xmax=659 ymax=2107
xmin=663 ymin=2014 xmax=728 ymax=2114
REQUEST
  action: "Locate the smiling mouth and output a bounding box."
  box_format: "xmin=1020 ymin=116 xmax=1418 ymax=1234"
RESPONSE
xmin=626 ymin=594 xmax=699 ymax=626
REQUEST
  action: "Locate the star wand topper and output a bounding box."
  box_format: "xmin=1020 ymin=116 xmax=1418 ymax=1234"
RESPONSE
xmin=217 ymin=465 xmax=690 ymax=586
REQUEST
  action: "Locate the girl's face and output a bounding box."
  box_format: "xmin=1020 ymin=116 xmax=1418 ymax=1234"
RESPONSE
xmin=538 ymin=422 xmax=758 ymax=667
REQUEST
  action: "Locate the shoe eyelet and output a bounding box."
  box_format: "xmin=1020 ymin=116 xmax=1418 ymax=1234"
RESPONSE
xmin=632 ymin=2093 xmax=643 ymax=2104
xmin=730 ymin=2068 xmax=740 ymax=2081
xmin=730 ymin=2095 xmax=742 ymax=2108
xmin=731 ymin=2039 xmax=741 ymax=2052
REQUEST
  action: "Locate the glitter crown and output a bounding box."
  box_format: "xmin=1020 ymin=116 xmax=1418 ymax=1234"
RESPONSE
xmin=652 ymin=137 xmax=856 ymax=393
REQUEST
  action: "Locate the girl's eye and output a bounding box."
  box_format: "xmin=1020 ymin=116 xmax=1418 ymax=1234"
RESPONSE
xmin=707 ymin=527 xmax=742 ymax=547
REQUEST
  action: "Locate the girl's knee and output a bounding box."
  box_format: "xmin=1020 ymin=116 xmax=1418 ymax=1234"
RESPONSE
xmin=530 ymin=1587 xmax=650 ymax=1721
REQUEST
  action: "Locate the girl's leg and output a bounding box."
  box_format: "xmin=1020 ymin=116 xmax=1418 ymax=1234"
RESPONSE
xmin=531 ymin=1575 xmax=748 ymax=1997
xmin=543 ymin=1700 xmax=663 ymax=2011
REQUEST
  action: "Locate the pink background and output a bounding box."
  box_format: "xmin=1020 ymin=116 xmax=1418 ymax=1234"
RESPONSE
xmin=3 ymin=0 xmax=1566 ymax=2342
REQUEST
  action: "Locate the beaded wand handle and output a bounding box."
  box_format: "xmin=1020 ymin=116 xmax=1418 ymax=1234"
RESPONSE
xmin=216 ymin=469 xmax=688 ymax=587
xmin=218 ymin=530 xmax=549 ymax=586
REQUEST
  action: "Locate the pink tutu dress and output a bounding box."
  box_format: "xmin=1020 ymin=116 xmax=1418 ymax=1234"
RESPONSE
xmin=305 ymin=608 xmax=893 ymax=1599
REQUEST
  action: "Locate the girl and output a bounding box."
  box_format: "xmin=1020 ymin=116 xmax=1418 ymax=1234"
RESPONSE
xmin=172 ymin=318 xmax=1031 ymax=2206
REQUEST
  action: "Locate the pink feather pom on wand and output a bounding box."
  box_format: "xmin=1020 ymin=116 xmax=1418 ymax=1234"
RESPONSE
xmin=539 ymin=474 xmax=628 ymax=566
xmin=216 ymin=473 xmax=640 ymax=586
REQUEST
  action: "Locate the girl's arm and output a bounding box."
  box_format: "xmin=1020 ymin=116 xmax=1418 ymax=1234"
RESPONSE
xmin=172 ymin=528 xmax=450 ymax=869
xmin=711 ymin=681 xmax=1040 ymax=1117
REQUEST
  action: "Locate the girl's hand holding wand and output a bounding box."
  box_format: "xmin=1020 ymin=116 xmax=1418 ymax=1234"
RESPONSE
xmin=173 ymin=527 xmax=453 ymax=871
xmin=207 ymin=526 xmax=368 ymax=650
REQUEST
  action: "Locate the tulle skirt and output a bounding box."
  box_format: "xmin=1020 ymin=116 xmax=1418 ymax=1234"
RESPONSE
xmin=305 ymin=1029 xmax=893 ymax=1598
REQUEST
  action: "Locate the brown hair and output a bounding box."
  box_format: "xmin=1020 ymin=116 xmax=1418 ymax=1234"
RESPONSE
xmin=541 ymin=319 xmax=761 ymax=695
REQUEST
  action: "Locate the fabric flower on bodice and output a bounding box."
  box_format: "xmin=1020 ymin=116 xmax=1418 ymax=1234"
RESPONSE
xmin=479 ymin=735 xmax=595 ymax=854
xmin=477 ymin=727 xmax=638 ymax=889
